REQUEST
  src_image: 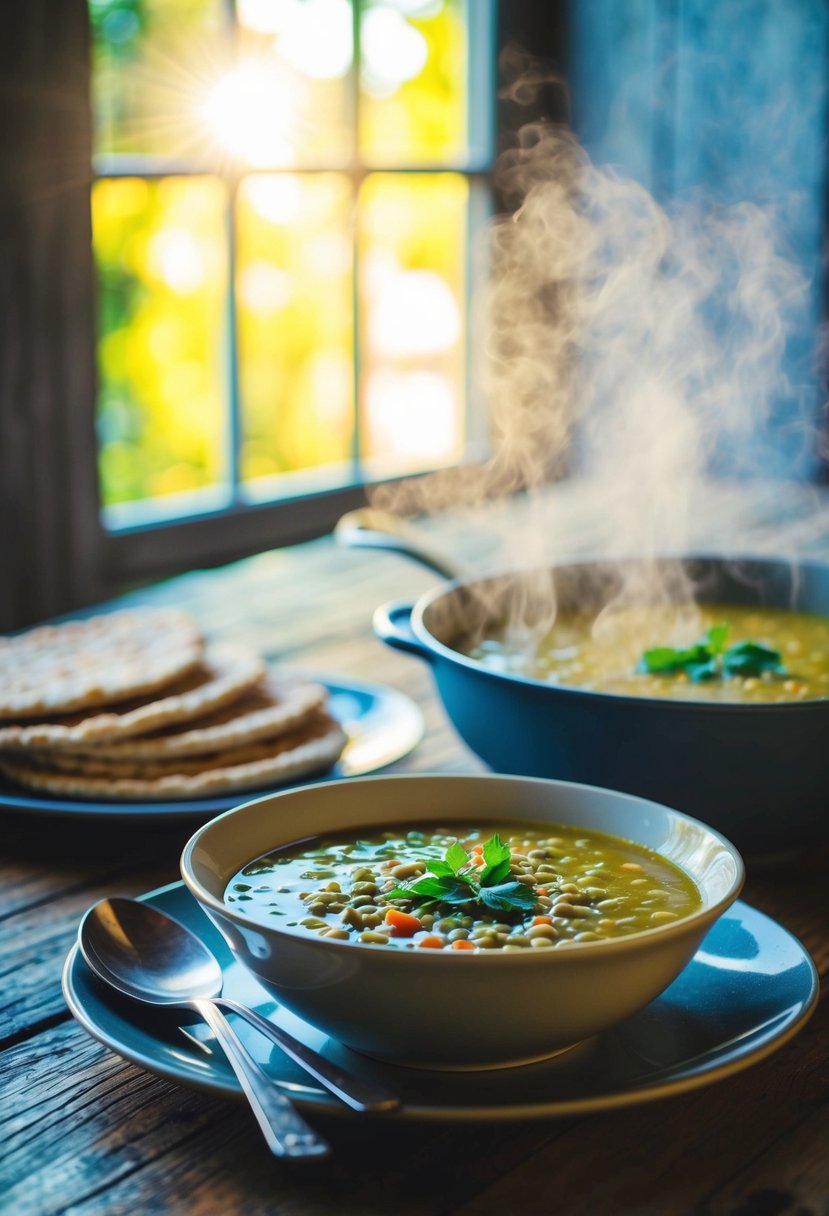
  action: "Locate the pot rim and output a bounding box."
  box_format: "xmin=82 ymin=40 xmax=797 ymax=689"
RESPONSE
xmin=406 ymin=551 xmax=829 ymax=713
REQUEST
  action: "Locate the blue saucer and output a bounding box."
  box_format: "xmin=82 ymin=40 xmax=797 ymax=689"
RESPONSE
xmin=62 ymin=882 xmax=818 ymax=1121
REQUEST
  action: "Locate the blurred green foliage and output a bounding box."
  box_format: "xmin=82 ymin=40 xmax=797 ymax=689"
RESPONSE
xmin=93 ymin=176 xmax=228 ymax=504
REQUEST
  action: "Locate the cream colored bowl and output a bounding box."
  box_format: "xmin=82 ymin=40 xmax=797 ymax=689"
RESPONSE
xmin=180 ymin=773 xmax=744 ymax=1069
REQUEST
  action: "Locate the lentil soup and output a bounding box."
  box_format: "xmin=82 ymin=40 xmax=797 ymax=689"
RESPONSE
xmin=462 ymin=603 xmax=829 ymax=703
xmin=224 ymin=821 xmax=702 ymax=951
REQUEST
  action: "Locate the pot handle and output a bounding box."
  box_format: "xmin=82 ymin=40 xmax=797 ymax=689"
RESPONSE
xmin=334 ymin=508 xmax=463 ymax=581
xmin=373 ymin=601 xmax=434 ymax=662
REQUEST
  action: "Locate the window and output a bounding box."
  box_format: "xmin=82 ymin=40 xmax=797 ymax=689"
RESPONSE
xmin=88 ymin=0 xmax=497 ymax=578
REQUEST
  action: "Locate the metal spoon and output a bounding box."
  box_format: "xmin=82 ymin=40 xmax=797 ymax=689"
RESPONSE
xmin=78 ymin=898 xmax=329 ymax=1159
xmin=79 ymin=897 xmax=399 ymax=1116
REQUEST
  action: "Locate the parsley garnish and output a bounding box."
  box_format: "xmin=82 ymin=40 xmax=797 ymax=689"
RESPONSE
xmin=385 ymin=833 xmax=537 ymax=914
xmin=639 ymin=623 xmax=786 ymax=683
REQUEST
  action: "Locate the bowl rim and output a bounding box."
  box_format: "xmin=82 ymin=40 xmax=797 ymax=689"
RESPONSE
xmin=405 ymin=552 xmax=829 ymax=713
xmin=180 ymin=771 xmax=746 ymax=959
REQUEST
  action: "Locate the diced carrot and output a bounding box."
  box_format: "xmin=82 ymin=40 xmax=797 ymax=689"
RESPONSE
xmin=531 ymin=916 xmax=553 ymax=926
xmin=537 ymin=888 xmax=548 ymax=896
xmin=384 ymin=908 xmax=422 ymax=937
xmin=450 ymin=939 xmax=476 ymax=950
xmin=471 ymin=844 xmax=484 ymax=854
xmin=416 ymin=935 xmax=446 ymax=949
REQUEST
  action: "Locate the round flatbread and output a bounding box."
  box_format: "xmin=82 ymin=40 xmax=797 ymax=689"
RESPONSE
xmin=0 ymin=645 xmax=264 ymax=749
xmin=41 ymin=675 xmax=327 ymax=760
xmin=0 ymin=713 xmax=347 ymax=801
xmin=0 ymin=609 xmax=204 ymax=720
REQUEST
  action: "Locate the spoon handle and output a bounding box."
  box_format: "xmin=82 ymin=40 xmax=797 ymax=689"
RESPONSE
xmin=216 ymin=996 xmax=400 ymax=1114
xmin=193 ymin=998 xmax=330 ymax=1159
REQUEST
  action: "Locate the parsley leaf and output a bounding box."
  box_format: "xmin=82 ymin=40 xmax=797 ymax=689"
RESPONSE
xmin=706 ymin=622 xmax=730 ymax=655
xmin=479 ymin=832 xmax=512 ymax=887
xmin=385 ymin=875 xmax=473 ymax=904
xmin=384 ymin=834 xmax=542 ymax=915
xmin=640 ymin=639 xmax=712 ymax=676
xmin=684 ymin=657 xmax=720 ymax=682
xmin=445 ymin=841 xmax=470 ymax=874
xmin=425 ymin=840 xmax=476 ymax=881
xmin=479 ymin=882 xmax=538 ymax=911
xmin=425 ymin=859 xmax=456 ymax=879
xmin=639 ymin=622 xmax=786 ymax=683
xmin=721 ymin=640 xmax=786 ymax=677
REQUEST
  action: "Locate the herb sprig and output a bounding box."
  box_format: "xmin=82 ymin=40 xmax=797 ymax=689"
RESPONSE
xmin=385 ymin=833 xmax=537 ymax=914
xmin=639 ymin=623 xmax=786 ymax=683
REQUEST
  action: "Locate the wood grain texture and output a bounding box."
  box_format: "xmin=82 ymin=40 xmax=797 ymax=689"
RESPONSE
xmin=0 ymin=863 xmax=174 ymax=1046
xmin=2 ymin=1001 xmax=825 ymax=1216
xmin=1 ymin=484 xmax=828 ymax=1216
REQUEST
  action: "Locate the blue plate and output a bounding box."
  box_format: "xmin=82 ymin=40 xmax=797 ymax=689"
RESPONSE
xmin=0 ymin=678 xmax=423 ymax=821
xmin=62 ymin=882 xmax=819 ymax=1121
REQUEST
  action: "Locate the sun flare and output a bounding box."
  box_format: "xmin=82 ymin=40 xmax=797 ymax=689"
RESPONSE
xmin=199 ymin=61 xmax=301 ymax=168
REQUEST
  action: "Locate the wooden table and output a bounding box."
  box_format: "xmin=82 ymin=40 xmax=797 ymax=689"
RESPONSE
xmin=2 ymin=483 xmax=828 ymax=1216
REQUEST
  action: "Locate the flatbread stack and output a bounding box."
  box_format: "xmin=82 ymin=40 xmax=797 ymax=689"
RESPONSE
xmin=0 ymin=608 xmax=347 ymax=801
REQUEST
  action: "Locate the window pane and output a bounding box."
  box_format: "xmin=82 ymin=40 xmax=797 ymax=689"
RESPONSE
xmin=359 ymin=0 xmax=469 ymax=166
xmin=90 ymin=0 xmax=354 ymax=167
xmin=90 ymin=0 xmax=228 ymax=160
xmin=233 ymin=0 xmax=354 ymax=167
xmin=93 ymin=177 xmax=229 ymax=515
xmin=359 ymin=173 xmax=467 ymax=474
xmin=237 ymin=174 xmax=355 ymax=495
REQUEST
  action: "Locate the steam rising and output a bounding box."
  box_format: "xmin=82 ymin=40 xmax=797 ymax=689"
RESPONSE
xmin=369 ymin=100 xmax=825 ymax=644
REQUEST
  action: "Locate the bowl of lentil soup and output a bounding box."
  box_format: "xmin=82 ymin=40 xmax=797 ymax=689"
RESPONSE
xmin=373 ymin=556 xmax=829 ymax=856
xmin=181 ymin=773 xmax=743 ymax=1069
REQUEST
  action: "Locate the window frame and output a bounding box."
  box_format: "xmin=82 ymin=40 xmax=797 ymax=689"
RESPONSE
xmin=90 ymin=0 xmax=499 ymax=586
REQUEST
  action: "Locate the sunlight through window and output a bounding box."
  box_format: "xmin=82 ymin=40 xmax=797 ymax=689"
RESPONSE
xmin=90 ymin=0 xmax=490 ymax=526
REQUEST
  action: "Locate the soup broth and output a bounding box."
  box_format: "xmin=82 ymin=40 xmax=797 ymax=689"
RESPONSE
xmin=462 ymin=603 xmax=829 ymax=702
xmin=224 ymin=820 xmax=701 ymax=951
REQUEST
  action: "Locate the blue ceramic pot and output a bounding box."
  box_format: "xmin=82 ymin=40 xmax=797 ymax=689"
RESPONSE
xmin=374 ymin=556 xmax=829 ymax=857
